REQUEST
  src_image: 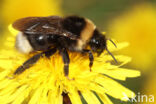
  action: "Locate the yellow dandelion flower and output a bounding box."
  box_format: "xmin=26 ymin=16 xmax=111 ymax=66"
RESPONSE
xmin=108 ymin=3 xmax=156 ymax=72
xmin=0 ymin=25 xmax=140 ymax=104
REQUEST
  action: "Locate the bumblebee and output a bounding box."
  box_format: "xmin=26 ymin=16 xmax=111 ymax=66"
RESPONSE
xmin=13 ymin=15 xmax=117 ymax=76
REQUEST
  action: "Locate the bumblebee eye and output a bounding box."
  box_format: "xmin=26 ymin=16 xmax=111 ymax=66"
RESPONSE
xmin=36 ymin=35 xmax=45 ymax=45
xmin=95 ymin=41 xmax=99 ymax=45
xmin=91 ymin=39 xmax=100 ymax=47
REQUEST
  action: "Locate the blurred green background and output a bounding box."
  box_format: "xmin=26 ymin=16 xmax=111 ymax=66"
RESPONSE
xmin=0 ymin=0 xmax=156 ymax=104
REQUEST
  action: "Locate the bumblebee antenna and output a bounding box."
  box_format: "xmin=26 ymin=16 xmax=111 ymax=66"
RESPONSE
xmin=107 ymin=38 xmax=117 ymax=48
xmin=105 ymin=38 xmax=118 ymax=63
xmin=106 ymin=47 xmax=118 ymax=63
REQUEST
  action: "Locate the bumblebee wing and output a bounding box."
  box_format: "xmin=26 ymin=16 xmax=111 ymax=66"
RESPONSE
xmin=12 ymin=16 xmax=78 ymax=40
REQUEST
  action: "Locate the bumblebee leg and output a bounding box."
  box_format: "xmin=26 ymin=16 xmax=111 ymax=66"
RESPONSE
xmin=59 ymin=48 xmax=70 ymax=76
xmin=14 ymin=48 xmax=57 ymax=75
xmin=82 ymin=49 xmax=94 ymax=71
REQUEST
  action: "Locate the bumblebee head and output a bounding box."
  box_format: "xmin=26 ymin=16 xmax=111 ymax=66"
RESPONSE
xmin=89 ymin=29 xmax=106 ymax=56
